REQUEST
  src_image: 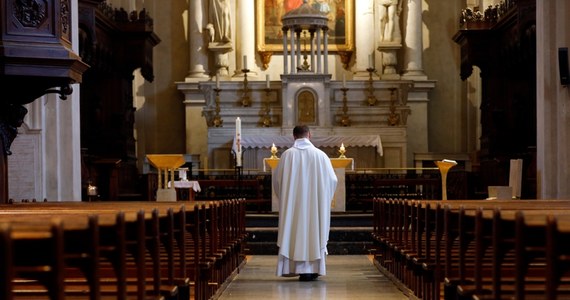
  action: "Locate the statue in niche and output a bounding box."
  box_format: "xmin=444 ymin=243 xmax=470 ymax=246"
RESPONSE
xmin=378 ymin=0 xmax=402 ymax=43
xmin=297 ymin=91 xmax=316 ymax=124
xmin=209 ymin=0 xmax=232 ymax=43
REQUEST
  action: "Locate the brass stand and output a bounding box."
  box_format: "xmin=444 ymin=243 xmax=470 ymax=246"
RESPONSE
xmin=366 ymin=67 xmax=377 ymax=106
xmin=435 ymin=159 xmax=458 ymax=200
xmin=241 ymin=68 xmax=251 ymax=107
xmin=213 ymin=87 xmax=223 ymax=127
xmin=339 ymin=87 xmax=351 ymax=126
xmin=262 ymin=88 xmax=272 ymax=127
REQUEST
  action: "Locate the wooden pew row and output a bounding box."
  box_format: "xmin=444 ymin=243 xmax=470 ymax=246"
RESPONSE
xmin=0 ymin=200 xmax=247 ymax=300
xmin=371 ymin=199 xmax=570 ymax=300
xmin=0 ymin=207 xmax=177 ymax=300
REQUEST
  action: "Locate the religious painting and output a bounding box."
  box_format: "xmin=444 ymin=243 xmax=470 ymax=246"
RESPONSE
xmin=256 ymin=0 xmax=354 ymax=52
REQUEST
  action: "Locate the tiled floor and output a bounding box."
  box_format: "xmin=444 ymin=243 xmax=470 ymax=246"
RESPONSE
xmin=217 ymin=255 xmax=409 ymax=299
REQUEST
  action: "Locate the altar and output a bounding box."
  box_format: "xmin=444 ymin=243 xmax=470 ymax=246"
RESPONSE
xmin=265 ymin=157 xmax=354 ymax=212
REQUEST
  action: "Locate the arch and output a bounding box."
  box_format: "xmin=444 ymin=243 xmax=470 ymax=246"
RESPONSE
xmin=295 ymin=88 xmax=317 ymax=125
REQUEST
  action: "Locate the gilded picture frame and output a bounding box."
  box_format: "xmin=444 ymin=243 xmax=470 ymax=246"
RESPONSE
xmin=256 ymin=0 xmax=354 ymax=53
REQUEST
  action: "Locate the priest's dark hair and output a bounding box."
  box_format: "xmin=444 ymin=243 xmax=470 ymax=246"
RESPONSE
xmin=293 ymin=125 xmax=310 ymax=139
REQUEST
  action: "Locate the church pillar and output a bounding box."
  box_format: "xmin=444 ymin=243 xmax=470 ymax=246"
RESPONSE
xmin=354 ymin=0 xmax=375 ymax=78
xmin=402 ymin=0 xmax=426 ymax=79
xmin=282 ymin=28 xmax=289 ymax=74
xmin=186 ymin=0 xmax=209 ymax=79
xmin=235 ymin=0 xmax=257 ymax=77
xmin=323 ymin=27 xmax=329 ymax=74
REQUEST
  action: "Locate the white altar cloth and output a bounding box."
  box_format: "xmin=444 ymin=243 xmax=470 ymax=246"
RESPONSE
xmin=168 ymin=180 xmax=201 ymax=192
xmin=238 ymin=135 xmax=383 ymax=156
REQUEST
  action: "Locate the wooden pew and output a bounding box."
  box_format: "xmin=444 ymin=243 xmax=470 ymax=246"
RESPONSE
xmin=0 ymin=200 xmax=247 ymax=300
xmin=371 ymin=199 xmax=570 ymax=300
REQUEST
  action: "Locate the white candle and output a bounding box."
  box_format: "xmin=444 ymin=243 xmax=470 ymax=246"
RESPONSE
xmin=368 ymin=54 xmax=373 ymax=69
xmin=266 ymin=74 xmax=270 ymax=89
xmin=236 ymin=117 xmax=242 ymax=166
xmin=271 ymin=143 xmax=277 ymax=153
xmin=215 ymin=75 xmax=220 ymax=89
xmin=340 ymin=143 xmax=345 ymax=151
xmin=243 ymin=55 xmax=248 ymax=70
xmin=342 ymin=74 xmax=346 ymax=88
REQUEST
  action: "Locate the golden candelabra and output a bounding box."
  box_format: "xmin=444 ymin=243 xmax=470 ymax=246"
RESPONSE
xmin=366 ymin=67 xmax=377 ymax=106
xmin=262 ymin=88 xmax=272 ymax=127
xmin=339 ymin=87 xmax=351 ymax=126
xmin=241 ymin=68 xmax=251 ymax=107
xmin=435 ymin=159 xmax=458 ymax=200
xmin=213 ymin=87 xmax=223 ymax=127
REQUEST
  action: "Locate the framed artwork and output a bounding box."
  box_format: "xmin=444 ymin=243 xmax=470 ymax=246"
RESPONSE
xmin=256 ymin=0 xmax=354 ymax=53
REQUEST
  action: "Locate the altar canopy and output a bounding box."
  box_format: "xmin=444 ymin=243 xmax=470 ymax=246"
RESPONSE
xmin=239 ymin=135 xmax=383 ymax=156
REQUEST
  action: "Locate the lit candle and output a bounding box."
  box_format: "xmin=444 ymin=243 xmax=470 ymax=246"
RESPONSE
xmin=271 ymin=143 xmax=277 ymax=153
xmin=340 ymin=143 xmax=345 ymax=151
xmin=266 ymin=74 xmax=270 ymax=89
xmin=342 ymin=74 xmax=346 ymax=88
xmin=215 ymin=75 xmax=220 ymax=89
xmin=243 ymin=55 xmax=248 ymax=70
xmin=236 ymin=117 xmax=242 ymax=167
xmin=368 ymin=54 xmax=373 ymax=69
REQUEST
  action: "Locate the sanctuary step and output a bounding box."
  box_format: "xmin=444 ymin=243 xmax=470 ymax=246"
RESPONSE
xmin=245 ymin=213 xmax=373 ymax=255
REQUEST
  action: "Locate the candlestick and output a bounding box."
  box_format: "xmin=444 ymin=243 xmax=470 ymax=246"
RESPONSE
xmin=236 ymin=117 xmax=242 ymax=167
xmin=368 ymin=54 xmax=373 ymax=69
xmin=266 ymin=74 xmax=270 ymax=89
xmin=243 ymin=55 xmax=248 ymax=70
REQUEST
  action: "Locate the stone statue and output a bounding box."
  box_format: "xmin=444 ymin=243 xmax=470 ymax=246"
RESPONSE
xmin=209 ymin=0 xmax=231 ymax=43
xmin=378 ymin=0 xmax=402 ymax=43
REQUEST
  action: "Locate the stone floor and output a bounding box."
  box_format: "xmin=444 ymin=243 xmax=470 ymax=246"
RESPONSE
xmin=216 ymin=255 xmax=409 ymax=300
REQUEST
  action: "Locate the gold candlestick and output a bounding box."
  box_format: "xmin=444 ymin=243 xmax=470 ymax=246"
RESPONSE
xmin=435 ymin=159 xmax=457 ymax=200
xmin=241 ymin=69 xmax=251 ymax=107
xmin=339 ymin=87 xmax=351 ymax=126
xmin=262 ymin=88 xmax=272 ymax=127
xmin=213 ymin=87 xmax=223 ymax=127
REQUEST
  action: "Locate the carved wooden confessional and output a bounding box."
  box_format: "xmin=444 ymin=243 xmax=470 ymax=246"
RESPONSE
xmin=453 ymin=0 xmax=537 ymax=198
xmin=78 ymin=0 xmax=159 ymax=200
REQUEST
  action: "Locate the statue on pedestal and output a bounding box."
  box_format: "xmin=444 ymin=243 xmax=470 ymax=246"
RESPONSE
xmin=378 ymin=0 xmax=402 ymax=43
xmin=208 ymin=0 xmax=233 ymax=76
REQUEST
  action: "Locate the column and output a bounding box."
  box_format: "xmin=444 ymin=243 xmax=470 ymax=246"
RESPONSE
xmin=283 ymin=28 xmax=289 ymax=75
xmin=316 ymin=29 xmax=322 ymax=74
xmin=296 ymin=30 xmax=302 ymax=71
xmin=310 ymin=30 xmax=315 ymax=73
xmin=186 ymin=0 xmax=208 ymax=79
xmin=402 ymin=0 xmax=426 ymax=79
xmin=235 ymin=0 xmax=258 ymax=77
xmin=290 ymin=27 xmax=296 ymax=73
xmin=323 ymin=27 xmax=329 ymax=74
xmin=354 ymin=0 xmax=375 ymax=78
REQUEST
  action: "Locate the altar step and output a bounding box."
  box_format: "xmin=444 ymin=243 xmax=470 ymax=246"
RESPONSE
xmin=245 ymin=213 xmax=374 ymax=255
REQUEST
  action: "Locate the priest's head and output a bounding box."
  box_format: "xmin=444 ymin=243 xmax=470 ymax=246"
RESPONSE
xmin=293 ymin=125 xmax=311 ymax=139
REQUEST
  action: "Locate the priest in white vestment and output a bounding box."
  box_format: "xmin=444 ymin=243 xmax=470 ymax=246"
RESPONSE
xmin=273 ymin=125 xmax=338 ymax=281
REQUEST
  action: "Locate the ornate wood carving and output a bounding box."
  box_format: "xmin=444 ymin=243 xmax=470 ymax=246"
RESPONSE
xmin=453 ymin=0 xmax=536 ymax=198
xmin=0 ymin=0 xmax=89 ymax=203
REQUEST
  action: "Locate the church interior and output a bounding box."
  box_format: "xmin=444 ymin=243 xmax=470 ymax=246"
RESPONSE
xmin=1 ymin=0 xmax=570 ymax=299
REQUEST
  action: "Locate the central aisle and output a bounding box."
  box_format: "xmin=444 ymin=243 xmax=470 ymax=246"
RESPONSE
xmin=217 ymin=255 xmax=409 ymax=300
